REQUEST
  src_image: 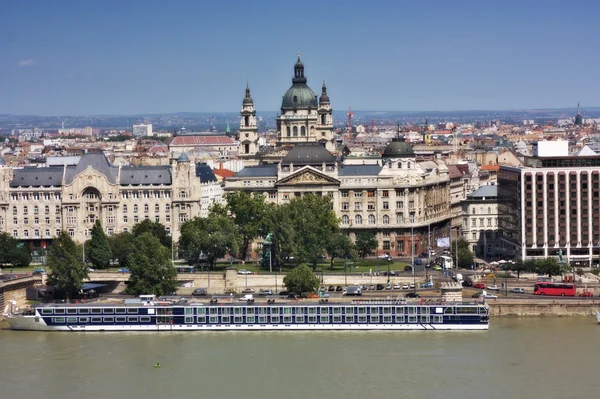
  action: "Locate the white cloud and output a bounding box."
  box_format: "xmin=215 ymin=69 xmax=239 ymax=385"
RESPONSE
xmin=17 ymin=59 xmax=36 ymax=67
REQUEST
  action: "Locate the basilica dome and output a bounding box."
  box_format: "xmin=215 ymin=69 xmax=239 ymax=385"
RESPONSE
xmin=382 ymin=138 xmax=415 ymax=158
xmin=281 ymin=55 xmax=318 ymax=111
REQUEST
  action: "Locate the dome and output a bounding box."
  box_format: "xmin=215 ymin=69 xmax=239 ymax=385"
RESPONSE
xmin=282 ymin=143 xmax=335 ymax=165
xmin=382 ymin=138 xmax=415 ymax=158
xmin=282 ymin=85 xmax=318 ymax=110
xmin=319 ymin=82 xmax=330 ymax=104
xmin=177 ymin=152 xmax=190 ymax=162
xmin=242 ymin=83 xmax=253 ymax=105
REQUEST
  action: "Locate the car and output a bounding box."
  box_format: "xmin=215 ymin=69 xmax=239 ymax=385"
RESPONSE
xmin=482 ymin=293 xmax=497 ymax=299
xmin=473 ymin=283 xmax=486 ymax=289
xmin=432 ymin=265 xmax=442 ymax=271
xmin=192 ymin=288 xmax=207 ymax=297
xmin=487 ymin=284 xmax=500 ymax=291
xmin=328 ymin=286 xmax=335 ymax=292
xmin=462 ymin=280 xmax=473 ymax=287
xmin=377 ymin=254 xmax=392 ymax=261
xmin=376 ymin=284 xmax=384 ymax=290
xmin=118 ymin=268 xmax=130 ymax=273
xmin=404 ymin=266 xmax=413 ymax=272
xmin=579 ymin=291 xmax=593 ymax=297
xmin=409 ymin=282 xmax=415 ymax=289
xmin=510 ymin=287 xmax=525 ymax=294
xmin=87 ymin=267 xmax=96 ymax=272
xmin=405 ymin=292 xmax=421 ymax=298
xmin=242 ymin=288 xmax=255 ymax=294
xmin=237 ymin=269 xmax=252 ymax=275
xmin=361 ymin=285 xmax=368 ymax=290
xmin=472 ymin=292 xmax=483 ymax=298
xmin=393 ymin=283 xmax=401 ymax=289
xmin=414 ymin=258 xmax=423 ymax=265
xmin=368 ymin=284 xmax=375 ymax=290
xmin=286 ymin=293 xmax=299 ymax=299
xmin=420 ymin=282 xmax=433 ymax=289
xmin=402 ymin=283 xmax=409 ymax=290
xmin=33 ymin=267 xmax=46 ymax=274
xmin=336 ymin=286 xmax=344 ymax=292
xmin=385 ymin=283 xmax=392 ymax=290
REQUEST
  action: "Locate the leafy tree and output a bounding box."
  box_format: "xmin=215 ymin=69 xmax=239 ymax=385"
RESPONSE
xmin=355 ymin=232 xmax=378 ymax=259
xmin=108 ymin=232 xmax=135 ymax=267
xmin=283 ymin=265 xmax=320 ymax=294
xmin=179 ymin=213 xmax=241 ymax=268
xmin=450 ymin=237 xmax=474 ymax=269
xmin=218 ymin=192 xmax=268 ymax=261
xmin=0 ymin=232 xmax=31 ymax=267
xmin=264 ymin=203 xmax=297 ymax=271
xmin=46 ymin=231 xmax=88 ymax=299
xmin=325 ymin=233 xmax=354 ymax=269
xmin=591 ymin=267 xmax=599 ymax=276
xmin=132 ymin=219 xmax=172 ymax=248
xmin=88 ymin=220 xmax=112 ymax=269
xmin=535 ymin=257 xmax=562 ymax=278
xmin=508 ymin=259 xmax=534 ymax=279
xmin=125 ymin=233 xmax=178 ymax=296
xmin=9 ymin=245 xmax=32 ymax=267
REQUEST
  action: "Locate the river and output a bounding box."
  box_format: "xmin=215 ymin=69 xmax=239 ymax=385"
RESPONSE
xmin=1 ymin=317 xmax=598 ymax=399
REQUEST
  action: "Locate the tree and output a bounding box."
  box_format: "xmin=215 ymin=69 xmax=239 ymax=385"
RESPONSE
xmin=88 ymin=220 xmax=112 ymax=269
xmin=0 ymin=232 xmax=31 ymax=267
xmin=179 ymin=213 xmax=241 ymax=268
xmin=108 ymin=232 xmax=135 ymax=267
xmin=325 ymin=233 xmax=354 ymax=269
xmin=355 ymin=232 xmax=378 ymax=259
xmin=535 ymin=257 xmax=562 ymax=278
xmin=219 ymin=192 xmax=268 ymax=261
xmin=264 ymin=203 xmax=297 ymax=270
xmin=46 ymin=231 xmax=88 ymax=299
xmin=283 ymin=265 xmax=320 ymax=294
xmin=132 ymin=219 xmax=172 ymax=249
xmin=450 ymin=237 xmax=474 ymax=269
xmin=576 ymin=268 xmax=584 ymax=277
xmin=125 ymin=233 xmax=178 ymax=296
xmin=508 ymin=259 xmax=534 ymax=279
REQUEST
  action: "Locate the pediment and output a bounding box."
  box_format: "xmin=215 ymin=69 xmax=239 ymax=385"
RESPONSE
xmin=276 ymin=167 xmax=340 ymax=187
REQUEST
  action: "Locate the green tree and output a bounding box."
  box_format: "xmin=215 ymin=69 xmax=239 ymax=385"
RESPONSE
xmin=355 ymin=232 xmax=378 ymax=259
xmin=264 ymin=203 xmax=297 ymax=270
xmin=125 ymin=233 xmax=177 ymax=296
xmin=132 ymin=219 xmax=172 ymax=248
xmin=576 ymin=268 xmax=584 ymax=277
xmin=508 ymin=259 xmax=534 ymax=279
xmin=535 ymin=257 xmax=562 ymax=278
xmin=325 ymin=232 xmax=354 ymax=269
xmin=450 ymin=237 xmax=474 ymax=269
xmin=108 ymin=232 xmax=135 ymax=267
xmin=283 ymin=265 xmax=320 ymax=294
xmin=46 ymin=231 xmax=88 ymax=299
xmin=591 ymin=267 xmax=599 ymax=276
xmin=179 ymin=213 xmax=241 ymax=268
xmin=218 ymin=192 xmax=268 ymax=261
xmin=0 ymin=232 xmax=31 ymax=267
xmin=88 ymin=220 xmax=112 ymax=269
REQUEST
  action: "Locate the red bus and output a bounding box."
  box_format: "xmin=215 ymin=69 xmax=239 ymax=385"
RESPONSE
xmin=533 ymin=282 xmax=576 ymax=296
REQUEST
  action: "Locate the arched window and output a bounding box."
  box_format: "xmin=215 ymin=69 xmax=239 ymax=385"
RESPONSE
xmin=397 ymin=213 xmax=404 ymax=224
xmin=488 ymin=207 xmax=491 ymax=214
xmin=34 ymin=206 xmax=39 ymax=214
xmin=398 ymin=162 xmax=402 ymax=169
xmin=407 ymin=162 xmax=411 ymax=169
xmin=321 ymin=114 xmax=326 ymax=124
xmin=286 ymin=126 xmax=291 ymax=137
xmin=133 ymin=204 xmax=138 ymax=213
xmin=155 ymin=204 xmax=160 ymax=212
xmin=472 ymin=208 xmax=476 ymax=214
xmin=23 ymin=206 xmax=28 ymax=214
xmin=293 ymin=126 xmax=298 ymax=137
xmin=341 ymin=215 xmax=350 ymax=225
xmin=383 ymin=215 xmax=390 ymax=225
xmin=244 ymin=115 xmax=249 ymax=127
xmin=368 ymin=214 xmax=376 ymax=224
xmin=355 ymin=215 xmax=363 ymax=225
xmin=123 ymin=205 xmax=128 ymax=213
xmin=301 ymin=126 xmax=306 ymax=136
xmin=45 ymin=205 xmax=49 ymax=214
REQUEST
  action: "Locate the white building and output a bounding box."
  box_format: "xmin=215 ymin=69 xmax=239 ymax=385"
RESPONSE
xmin=133 ymin=124 xmax=153 ymax=137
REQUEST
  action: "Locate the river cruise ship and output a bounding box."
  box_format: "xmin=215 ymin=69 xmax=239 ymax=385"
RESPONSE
xmin=6 ymin=296 xmax=489 ymax=332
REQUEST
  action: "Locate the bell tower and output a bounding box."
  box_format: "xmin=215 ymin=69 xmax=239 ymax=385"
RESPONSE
xmin=317 ymin=81 xmax=335 ymax=151
xmin=239 ymin=82 xmax=259 ymax=160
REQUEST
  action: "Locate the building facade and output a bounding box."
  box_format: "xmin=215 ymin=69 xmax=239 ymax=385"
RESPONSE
xmin=461 ymin=185 xmax=500 ymax=259
xmin=0 ymin=153 xmax=222 ymax=249
xmin=133 ymin=124 xmax=153 ymax=137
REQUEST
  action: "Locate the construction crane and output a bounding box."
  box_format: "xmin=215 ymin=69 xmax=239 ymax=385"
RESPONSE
xmin=347 ymin=107 xmax=354 ymax=134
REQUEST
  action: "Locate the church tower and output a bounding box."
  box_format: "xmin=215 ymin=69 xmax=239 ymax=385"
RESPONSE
xmin=238 ymin=82 xmax=259 ymax=159
xmin=575 ymin=102 xmax=583 ymax=125
xmin=317 ymin=82 xmax=335 ymax=151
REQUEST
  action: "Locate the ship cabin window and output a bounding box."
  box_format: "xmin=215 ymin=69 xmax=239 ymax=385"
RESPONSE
xmin=295 ymin=316 xmax=305 ymax=323
xmin=395 ymin=315 xmax=405 ymax=323
xmin=320 ymin=316 xmax=329 ymax=323
xmin=345 ymin=315 xmax=354 ymax=323
xmin=196 ymin=308 xmax=206 ymax=315
xmin=332 ymin=315 xmax=342 ymax=323
xmin=395 ymin=307 xmax=405 ymax=315
xmin=67 ymin=317 xmax=78 ymax=324
xmin=140 ymin=316 xmax=150 ymax=323
xmin=407 ymin=307 xmax=417 ymax=314
xmin=308 ymin=315 xmax=317 ymax=323
xmin=370 ymin=315 xmax=380 ymax=323
xmin=433 ymin=316 xmax=443 ymax=323
xmin=296 ymin=307 xmax=306 ymax=315
xmin=234 ymin=316 xmax=243 ymax=324
xmin=127 ymin=308 xmax=138 ymax=314
xmin=116 ymin=317 xmax=126 ymax=323
xmin=115 ymin=308 xmax=126 ymax=314
xmin=91 ymin=317 xmax=102 ymax=323
xmin=91 ymin=308 xmax=102 ymax=314
xmin=184 ymin=308 xmax=194 ymax=315
xmin=319 ymin=307 xmax=329 ymax=315
xmin=185 ymin=316 xmax=194 ymax=324
xmin=444 ymin=307 xmax=454 ymax=314
xmin=197 ymin=316 xmax=206 ymax=323
xmin=358 ymin=315 xmax=367 ymax=323
xmin=382 ymin=307 xmax=392 ymax=314
xmin=79 ymin=309 xmax=89 ymax=315
xmin=54 ymin=318 xmax=65 ymax=323
xmin=456 ymin=307 xmax=478 ymax=314
xmin=221 ymin=308 xmax=230 ymax=315
xmin=356 ymin=307 xmax=366 ymax=314
xmin=66 ymin=308 xmax=77 ymax=315
xmin=104 ymin=317 xmax=115 ymax=323
xmin=221 ymin=316 xmax=230 ymax=324
xmin=383 ymin=315 xmax=393 ymax=323
xmin=258 ymin=316 xmax=267 ymax=324
xmin=41 ymin=309 xmax=53 ymax=315
xmin=54 ymin=309 xmax=65 ymax=314
xmin=209 ymin=308 xmax=219 ymax=315
xmin=332 ymin=307 xmax=341 ymax=315
xmin=127 ymin=317 xmax=138 ymax=323
xmin=283 ymin=315 xmax=292 ymax=324
xmin=246 ymin=316 xmax=255 ymax=324
xmin=79 ymin=317 xmax=89 ymax=323
xmin=419 ymin=307 xmax=429 ymax=315
xmin=408 ymin=315 xmax=417 ymax=323
xmin=282 ymin=307 xmax=292 ymax=315
xmin=234 ymin=307 xmax=243 ymax=315
xmin=103 ymin=308 xmax=114 ymax=314
xmin=270 ymin=316 xmax=280 ymax=323
xmin=369 ymin=307 xmax=379 ymax=315
xmin=257 ymin=308 xmax=267 ymax=315
xmin=420 ymin=315 xmax=430 ymax=323
xmin=479 ymin=307 xmax=488 ymax=315
xmin=209 ymin=316 xmax=218 ymax=323
xmin=307 ymin=307 xmax=317 ymax=314
xmin=270 ymin=307 xmax=280 ymax=315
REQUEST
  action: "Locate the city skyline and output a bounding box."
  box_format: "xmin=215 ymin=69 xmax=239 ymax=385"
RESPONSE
xmin=1 ymin=0 xmax=599 ymax=116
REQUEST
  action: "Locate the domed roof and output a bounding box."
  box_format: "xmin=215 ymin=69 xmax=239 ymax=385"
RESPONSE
xmin=282 ymin=143 xmax=335 ymax=165
xmin=319 ymin=82 xmax=330 ymax=104
xmin=242 ymin=82 xmax=253 ymax=105
xmin=382 ymin=138 xmax=415 ymax=158
xmin=177 ymin=152 xmax=190 ymax=162
xmin=281 ymin=54 xmax=318 ymax=110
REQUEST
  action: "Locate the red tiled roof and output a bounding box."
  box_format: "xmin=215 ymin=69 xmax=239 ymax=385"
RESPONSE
xmin=168 ymin=135 xmax=234 ymax=146
xmin=447 ymin=165 xmax=463 ymax=179
xmin=213 ymin=168 xmax=235 ymax=178
xmin=455 ymin=164 xmax=470 ymax=176
xmin=480 ymin=165 xmax=499 ymax=172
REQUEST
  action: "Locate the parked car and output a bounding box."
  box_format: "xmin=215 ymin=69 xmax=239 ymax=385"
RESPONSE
xmin=432 ymin=265 xmax=442 ymax=271
xmin=192 ymin=288 xmax=207 ymax=297
xmin=33 ymin=267 xmax=46 ymax=274
xmin=328 ymin=286 xmax=335 ymax=292
xmin=462 ymin=280 xmax=473 ymax=287
xmin=336 ymin=286 xmax=344 ymax=292
xmin=482 ymin=292 xmax=498 ymax=299
xmin=473 ymin=283 xmax=486 ymax=289
xmin=404 ymin=266 xmax=413 ymax=272
xmin=242 ymin=288 xmax=255 ymax=294
xmin=414 ymin=258 xmax=423 ymax=265
xmin=376 ymin=284 xmax=384 ymax=290
xmin=402 ymin=283 xmax=409 ymax=290
xmin=361 ymin=285 xmax=368 ymax=290
xmin=385 ymin=283 xmax=392 ymax=290
xmin=510 ymin=287 xmax=525 ymax=294
xmin=237 ymin=269 xmax=252 ymax=275
xmin=405 ymin=292 xmax=421 ymax=298
xmin=409 ymin=282 xmax=415 ymax=289
xmin=393 ymin=283 xmax=401 ymax=289
xmin=579 ymin=291 xmax=594 ymax=297
xmin=420 ymin=282 xmax=433 ymax=289
xmin=377 ymin=254 xmax=392 ymax=261
xmin=368 ymin=284 xmax=375 ymax=290
xmin=118 ymin=268 xmax=130 ymax=273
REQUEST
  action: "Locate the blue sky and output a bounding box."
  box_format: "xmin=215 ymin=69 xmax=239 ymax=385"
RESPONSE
xmin=1 ymin=0 xmax=599 ymax=115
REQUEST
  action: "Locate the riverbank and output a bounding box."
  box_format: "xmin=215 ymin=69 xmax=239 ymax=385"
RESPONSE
xmin=488 ymin=298 xmax=599 ymax=317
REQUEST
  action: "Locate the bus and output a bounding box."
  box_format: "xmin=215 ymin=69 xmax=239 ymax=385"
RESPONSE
xmin=174 ymin=265 xmax=196 ymax=273
xmin=533 ymin=282 xmax=576 ymax=296
xmin=440 ymin=256 xmax=454 ymax=269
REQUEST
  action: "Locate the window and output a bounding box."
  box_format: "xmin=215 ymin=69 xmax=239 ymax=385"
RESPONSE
xmin=144 ymin=204 xmax=149 ymax=213
xmin=354 ymin=215 xmax=362 ymax=225
xmin=133 ymin=205 xmax=138 ymax=213
xmin=383 ymin=202 xmax=389 ymax=210
xmin=396 ymin=201 xmax=403 ymax=210
xmin=397 ymin=213 xmax=404 ymax=224
xmin=488 ymin=207 xmax=491 ymax=214
xmin=23 ymin=206 xmax=28 ymax=214
xmin=165 ymin=204 xmax=170 ymax=212
xmin=12 ymin=206 xmax=17 ymax=215
xmin=341 ymin=191 xmax=349 ymax=198
xmin=44 ymin=206 xmax=49 ymax=214
xmin=133 ymin=216 xmax=139 ymax=223
xmin=342 ymin=202 xmax=349 ymax=210
xmin=341 ymin=215 xmax=350 ymax=225
xmin=472 ymin=219 xmax=476 ymax=227
xmin=383 ymin=215 xmax=390 ymax=225
xmin=472 ymin=208 xmax=476 ymax=214
xmin=155 ymin=204 xmax=160 ymax=212
xmin=354 ymin=202 xmax=362 ymax=211
xmin=409 ymin=213 xmax=415 ymax=223
xmin=382 ymin=190 xmax=389 ymax=198
xmin=354 ymin=192 xmax=363 ymax=198
xmin=368 ymin=214 xmax=376 ymax=224
xmin=123 ymin=215 xmax=128 ymax=223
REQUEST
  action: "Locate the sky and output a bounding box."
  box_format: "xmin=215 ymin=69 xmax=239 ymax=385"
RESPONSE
xmin=1 ymin=0 xmax=599 ymax=116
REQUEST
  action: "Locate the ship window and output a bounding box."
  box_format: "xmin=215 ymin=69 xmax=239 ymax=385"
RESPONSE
xmin=370 ymin=315 xmax=380 ymax=323
xmin=357 ymin=307 xmax=366 ymax=314
xmin=221 ymin=316 xmax=231 ymax=324
xmin=91 ymin=317 xmax=102 ymax=323
xmin=103 ymin=308 xmax=114 ymax=314
xmin=197 ymin=316 xmax=206 ymax=323
xmin=433 ymin=316 xmax=443 ymax=323
xmin=221 ymin=308 xmax=230 ymax=315
xmin=407 ymin=307 xmax=417 ymax=314
xmin=479 ymin=307 xmax=488 ymax=315
xmin=245 ymin=316 xmax=255 ymax=324
xmin=234 ymin=316 xmax=243 ymax=324
xmin=408 ymin=315 xmax=417 ymax=323
xmin=283 ymin=307 xmax=292 ymax=315
xmin=104 ymin=317 xmax=114 ymax=323
xmin=258 ymin=316 xmax=267 ymax=324
xmin=184 ymin=308 xmax=194 ymax=315
xmin=256 ymin=308 xmax=267 ymax=315
xmin=140 ymin=317 xmax=151 ymax=323
xmin=358 ymin=315 xmax=367 ymax=323
xmin=308 ymin=316 xmax=317 ymax=323
xmin=209 ymin=316 xmax=219 ymax=324
xmin=320 ymin=316 xmax=329 ymax=323
xmin=91 ymin=308 xmax=102 ymax=314
xmin=209 ymin=308 xmax=219 ymax=315
xmin=67 ymin=317 xmax=77 ymax=324
xmin=270 ymin=316 xmax=280 ymax=323
xmin=116 ymin=317 xmax=126 ymax=323
xmin=283 ymin=316 xmax=292 ymax=323
xmin=383 ymin=316 xmax=392 ymax=323
xmin=196 ymin=308 xmax=206 ymax=315
xmin=333 ymin=315 xmax=342 ymax=323
xmin=332 ymin=307 xmax=341 ymax=314
xmin=67 ymin=308 xmax=77 ymax=314
xmin=270 ymin=307 xmax=280 ymax=315
xmin=419 ymin=307 xmax=429 ymax=315
xmin=79 ymin=317 xmax=89 ymax=323
xmin=79 ymin=308 xmax=90 ymax=314
xmin=444 ymin=307 xmax=454 ymax=314
xmin=41 ymin=309 xmax=53 ymax=315
xmin=127 ymin=317 xmax=138 ymax=323
xmin=296 ymin=307 xmax=306 ymax=315
xmin=369 ymin=307 xmax=379 ymax=315
xmin=307 ymin=307 xmax=317 ymax=315
xmin=115 ymin=308 xmax=126 ymax=314
xmin=420 ymin=315 xmax=430 ymax=323
xmin=54 ymin=308 xmax=65 ymax=314
xmin=382 ymin=307 xmax=392 ymax=314
xmin=395 ymin=307 xmax=405 ymax=314
xmin=319 ymin=307 xmax=329 ymax=315
xmin=54 ymin=317 xmax=65 ymax=323
xmin=345 ymin=315 xmax=354 ymax=323
xmin=185 ymin=316 xmax=194 ymax=324
xmin=395 ymin=315 xmax=405 ymax=323
xmin=295 ymin=316 xmax=305 ymax=323
xmin=456 ymin=307 xmax=478 ymax=314
xmin=126 ymin=308 xmax=137 ymax=314
xmin=234 ymin=307 xmax=243 ymax=315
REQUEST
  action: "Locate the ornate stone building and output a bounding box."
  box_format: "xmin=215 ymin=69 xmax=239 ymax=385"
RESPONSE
xmin=0 ymin=152 xmax=222 ymax=250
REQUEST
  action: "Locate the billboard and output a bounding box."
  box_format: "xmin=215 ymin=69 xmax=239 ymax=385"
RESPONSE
xmin=437 ymin=237 xmax=450 ymax=248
